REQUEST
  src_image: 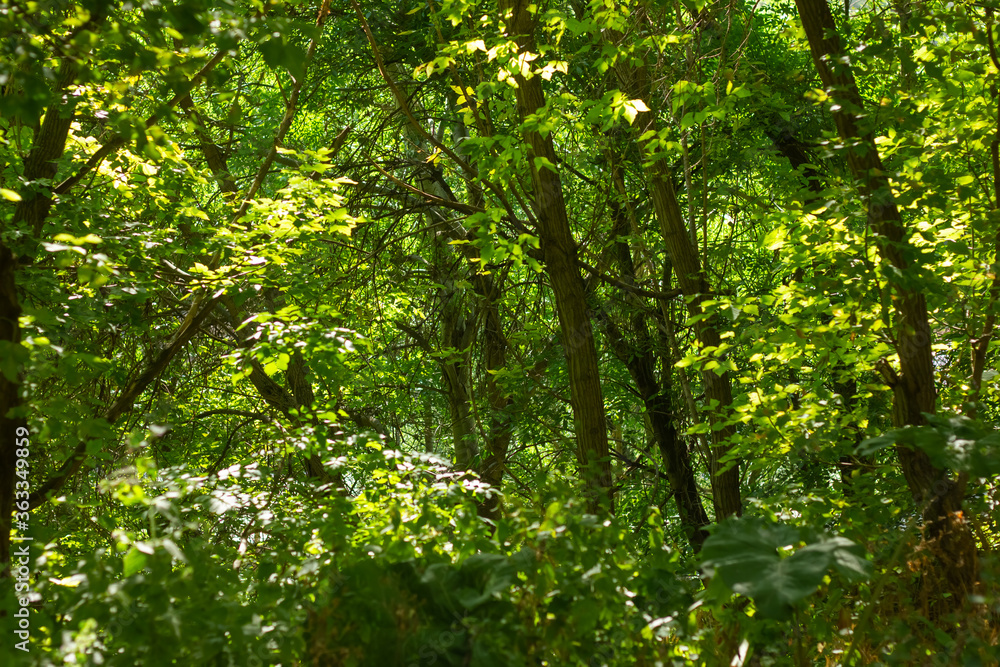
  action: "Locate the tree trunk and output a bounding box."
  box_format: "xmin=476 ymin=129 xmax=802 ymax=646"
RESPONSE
xmin=477 ymin=301 xmax=513 ymax=520
xmin=600 ymin=155 xmax=710 ymax=550
xmin=440 ymin=283 xmax=479 ymax=471
xmin=605 ymin=23 xmax=741 ymax=519
xmin=0 ymin=243 xmax=24 ymax=576
xmin=501 ymin=0 xmax=613 ymax=512
xmin=795 ymin=0 xmax=978 ymax=613
xmin=15 ymin=61 xmax=78 ymax=239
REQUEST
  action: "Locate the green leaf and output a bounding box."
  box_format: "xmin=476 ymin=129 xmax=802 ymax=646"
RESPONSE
xmin=739 ymin=548 xmax=828 ymax=619
xmin=123 ymin=547 xmax=148 ymax=577
xmin=813 ymin=537 xmax=872 ymax=582
xmin=533 ymin=156 xmax=559 ymax=174
xmin=702 ymin=519 xmax=870 ymax=619
xmin=571 ymin=598 xmax=603 ymax=633
xmin=857 ymin=434 xmax=897 ymax=456
xmin=259 ymin=37 xmax=308 ymax=80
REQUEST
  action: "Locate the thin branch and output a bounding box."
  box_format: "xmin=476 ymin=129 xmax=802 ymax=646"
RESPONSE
xmin=190 ymin=409 xmax=271 ymax=421
xmin=54 ymin=51 xmax=228 ymax=196
xmin=350 ymin=0 xmax=478 ymax=180
xmin=28 ymin=294 xmax=224 ymax=508
xmin=232 ymin=0 xmax=332 ymax=224
xmin=576 ymin=258 xmax=683 ymax=301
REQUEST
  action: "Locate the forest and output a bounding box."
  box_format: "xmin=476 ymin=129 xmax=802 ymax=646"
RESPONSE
xmin=1 ymin=0 xmax=999 ymax=664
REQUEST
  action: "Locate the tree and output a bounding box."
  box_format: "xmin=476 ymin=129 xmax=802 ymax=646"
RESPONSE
xmin=2 ymin=0 xmax=998 ymax=664
xmin=794 ymin=0 xmax=978 ymax=613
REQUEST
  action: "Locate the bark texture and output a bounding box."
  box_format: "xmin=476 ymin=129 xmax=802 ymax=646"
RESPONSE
xmin=477 ymin=299 xmax=513 ymax=520
xmin=600 ymin=155 xmax=710 ymax=551
xmin=0 ymin=243 xmax=24 ymax=574
xmin=795 ymin=0 xmax=978 ymax=613
xmin=501 ymin=0 xmax=613 ymax=511
xmin=607 ymin=19 xmax=741 ymax=519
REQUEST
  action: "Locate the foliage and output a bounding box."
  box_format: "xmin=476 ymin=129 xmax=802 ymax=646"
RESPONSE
xmin=2 ymin=0 xmax=1000 ymax=665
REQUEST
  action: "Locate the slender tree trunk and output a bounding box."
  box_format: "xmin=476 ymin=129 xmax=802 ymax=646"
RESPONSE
xmin=645 ymin=158 xmax=741 ymax=519
xmin=441 ymin=284 xmax=479 ymax=471
xmin=423 ymin=394 xmax=435 ymax=453
xmin=477 ymin=301 xmax=513 ymax=520
xmin=600 ymin=155 xmax=710 ymax=550
xmin=970 ymin=10 xmax=1000 ymax=414
xmin=604 ymin=19 xmax=741 ymax=519
xmin=449 ymin=85 xmax=513 ymax=511
xmin=795 ymin=0 xmax=978 ymax=613
xmin=501 ymin=0 xmax=613 ymax=511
